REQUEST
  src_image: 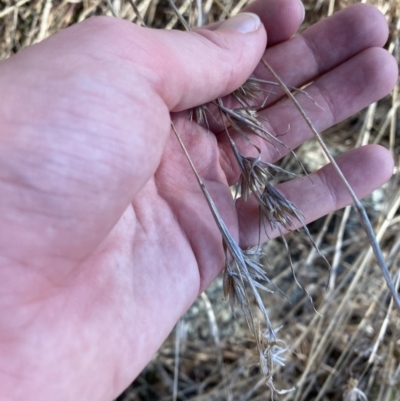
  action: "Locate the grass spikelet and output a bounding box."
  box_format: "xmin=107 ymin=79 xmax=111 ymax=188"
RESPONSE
xmin=216 ymin=97 xmax=310 ymax=178
xmin=248 ymin=325 xmax=294 ymax=396
xmin=232 ymin=77 xmax=274 ymax=108
xmin=216 ymin=99 xmax=280 ymax=147
xmin=228 ymin=136 xmax=298 ymax=203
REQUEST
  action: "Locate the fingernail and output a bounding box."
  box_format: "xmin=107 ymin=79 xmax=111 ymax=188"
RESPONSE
xmin=218 ymin=13 xmax=261 ymax=33
xmin=298 ymin=0 xmax=305 ymax=23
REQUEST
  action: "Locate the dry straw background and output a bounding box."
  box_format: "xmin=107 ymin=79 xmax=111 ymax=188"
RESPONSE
xmin=0 ymin=0 xmax=399 ymax=399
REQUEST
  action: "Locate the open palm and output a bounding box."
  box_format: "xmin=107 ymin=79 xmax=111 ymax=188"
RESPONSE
xmin=0 ymin=1 xmax=396 ymax=400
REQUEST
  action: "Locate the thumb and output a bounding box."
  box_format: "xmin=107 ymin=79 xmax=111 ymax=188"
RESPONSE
xmin=137 ymin=13 xmax=267 ymax=111
xmin=0 ymin=14 xmax=266 ymax=270
xmin=33 ymin=14 xmax=266 ymax=112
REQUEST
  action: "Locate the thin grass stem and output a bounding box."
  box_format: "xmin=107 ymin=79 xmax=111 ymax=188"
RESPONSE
xmin=261 ymin=58 xmax=400 ymax=311
xmin=106 ymin=0 xmax=117 ymax=17
xmin=166 ymin=0 xmax=191 ymax=30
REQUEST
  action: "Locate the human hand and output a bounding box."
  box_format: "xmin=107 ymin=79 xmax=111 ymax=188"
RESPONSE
xmin=0 ymin=0 xmax=396 ymax=399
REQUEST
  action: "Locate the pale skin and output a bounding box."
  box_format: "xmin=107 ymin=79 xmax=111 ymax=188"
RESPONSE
xmin=0 ymin=0 xmax=397 ymax=399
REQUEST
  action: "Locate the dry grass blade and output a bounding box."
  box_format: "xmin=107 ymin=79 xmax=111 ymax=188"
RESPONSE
xmin=329 ymin=205 xmax=351 ymax=292
xmin=0 ymin=0 xmax=32 ymax=18
xmin=106 ymin=0 xmax=118 ymax=16
xmin=166 ymin=0 xmax=191 ymax=30
xmin=127 ymin=0 xmax=147 ymax=26
xmin=199 ymin=292 xmax=233 ymax=401
xmin=367 ymin=271 xmax=400 ymax=366
xmin=173 ymin=319 xmax=185 ymax=401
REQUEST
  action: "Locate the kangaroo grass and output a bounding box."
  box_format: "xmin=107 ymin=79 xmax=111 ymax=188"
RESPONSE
xmin=172 ymin=120 xmax=293 ymax=393
xmin=160 ymin=0 xmax=341 ymax=393
xmin=107 ymin=0 xmax=400 ymax=397
xmin=5 ymin=0 xmax=400 ymax=399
